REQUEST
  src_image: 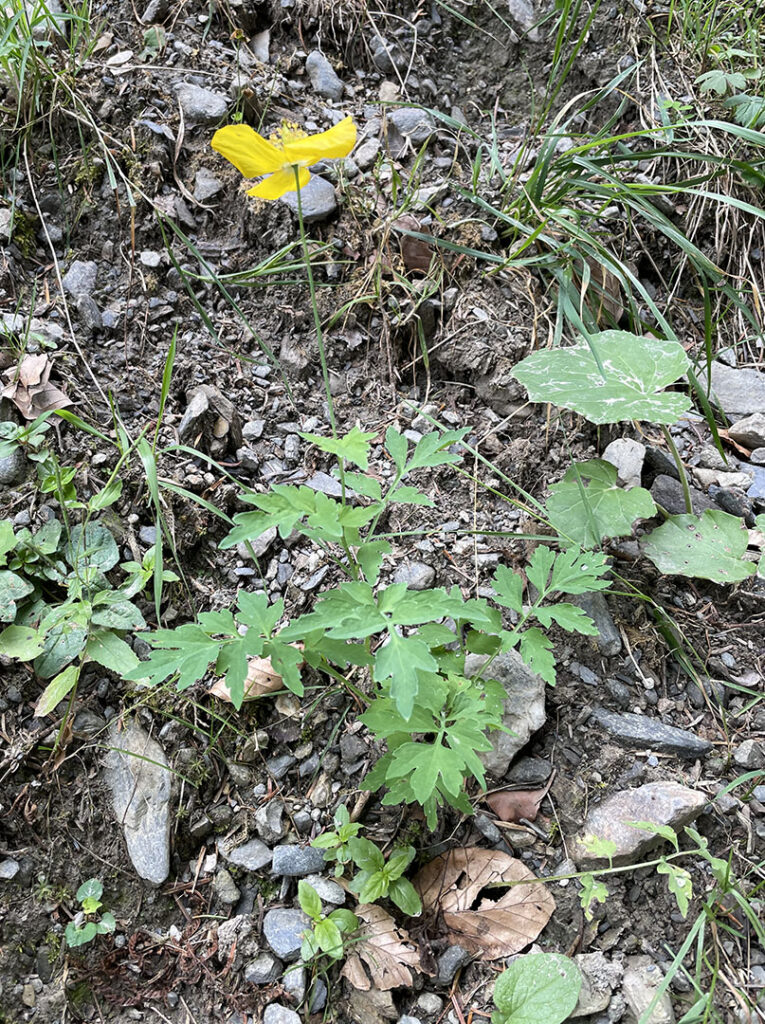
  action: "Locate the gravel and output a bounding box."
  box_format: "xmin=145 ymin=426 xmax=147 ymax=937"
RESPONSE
xmin=271 ymin=845 xmax=327 ymax=876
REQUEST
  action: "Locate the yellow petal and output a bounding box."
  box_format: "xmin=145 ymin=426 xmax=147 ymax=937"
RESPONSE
xmin=281 ymin=116 xmax=356 ymax=164
xmin=211 ymin=124 xmax=284 ymax=177
xmin=247 ymin=165 xmax=310 ymax=199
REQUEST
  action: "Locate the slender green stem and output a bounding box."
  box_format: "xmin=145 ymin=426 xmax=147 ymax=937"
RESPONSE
xmin=661 ymin=424 xmax=693 ymax=515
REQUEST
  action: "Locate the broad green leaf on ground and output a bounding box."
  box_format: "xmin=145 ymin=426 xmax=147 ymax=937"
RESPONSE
xmin=0 ymin=570 xmax=34 ymax=621
xmin=300 ymin=425 xmax=377 ymax=471
xmin=657 ymin=860 xmax=692 ymax=918
xmin=123 ymin=624 xmax=225 ymax=689
xmin=546 ymin=459 xmax=657 ymax=547
xmin=534 ymin=603 xmax=598 ymax=635
xmin=518 ymin=627 xmax=556 ymax=686
xmin=90 ymin=599 xmax=146 ymax=631
xmin=0 ymin=623 xmax=44 ymax=660
xmin=547 ymin=547 xmax=611 ymax=595
xmin=85 ymin=629 xmax=140 ymax=674
xmin=35 ymin=664 xmax=80 ymax=717
xmin=511 ymin=331 xmax=691 ymax=425
xmin=492 ymin=953 xmax=582 ymax=1024
xmin=374 ymin=631 xmax=437 ymax=719
xmin=579 ymin=873 xmax=609 ymax=920
xmin=34 ymin=622 xmax=88 ymax=678
xmin=643 ymin=509 xmax=756 ymax=583
xmin=405 ymin=428 xmax=469 ymax=471
xmin=356 ymin=540 xmax=391 ymax=585
xmin=0 ymin=520 xmax=15 ymax=562
xmin=386 ymin=739 xmax=464 ymax=804
xmin=65 ymin=522 xmax=119 ymax=572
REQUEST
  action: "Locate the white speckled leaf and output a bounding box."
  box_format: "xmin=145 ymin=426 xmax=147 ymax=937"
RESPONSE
xmin=511 ymin=332 xmax=690 ymax=425
xmin=643 ymin=509 xmax=756 ymax=582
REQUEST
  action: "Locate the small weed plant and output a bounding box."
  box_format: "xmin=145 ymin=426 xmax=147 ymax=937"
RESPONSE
xmin=64 ymin=878 xmax=115 ymax=949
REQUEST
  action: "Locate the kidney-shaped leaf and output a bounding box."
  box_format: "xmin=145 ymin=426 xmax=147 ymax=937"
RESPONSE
xmin=414 ymin=848 xmax=555 ymax=960
xmin=511 ymin=332 xmax=690 ymax=425
xmin=643 ymin=509 xmax=756 ymax=583
xmin=493 ymin=953 xmax=582 ymax=1024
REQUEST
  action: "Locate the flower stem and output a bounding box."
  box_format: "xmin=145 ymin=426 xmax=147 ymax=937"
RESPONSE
xmin=661 ymin=424 xmax=693 ymax=515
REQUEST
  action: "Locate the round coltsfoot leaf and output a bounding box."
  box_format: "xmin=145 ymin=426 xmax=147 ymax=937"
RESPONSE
xmin=492 ymin=952 xmax=582 ymax=1024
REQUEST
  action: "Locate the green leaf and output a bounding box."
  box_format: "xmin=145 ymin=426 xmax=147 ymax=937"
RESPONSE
xmin=122 ymin=624 xmax=225 ymax=689
xmin=518 ymin=627 xmax=556 ymax=686
xmin=356 ymin=540 xmax=391 ymax=585
xmin=348 ymin=838 xmax=385 ymax=873
xmin=342 ymin=471 xmax=382 ymax=501
xmin=547 ymin=547 xmax=611 ymax=595
xmin=534 ymin=603 xmax=598 ymax=635
xmin=329 ymin=909 xmax=358 ymax=933
xmin=65 ymin=522 xmax=119 ymax=572
xmin=66 ymin=921 xmax=97 ymax=948
xmin=314 ymin=917 xmax=344 ymax=958
xmin=657 ymin=860 xmax=692 ymax=918
xmin=385 ymin=846 xmax=416 ymax=880
xmin=491 ymin=564 xmax=524 ymax=613
xmin=0 ymin=570 xmax=34 ymax=622
xmin=353 ymin=869 xmax=388 ymax=904
xmin=236 ymin=591 xmax=282 ymax=636
xmin=91 ymin=599 xmax=146 ymax=631
xmin=298 ymin=881 xmax=323 ymax=921
xmin=385 ymin=426 xmax=409 ymax=473
xmin=643 ymin=510 xmax=755 ymax=583
xmin=579 ymin=835 xmax=618 ymax=864
xmin=0 ymin=520 xmax=15 ymax=563
xmin=390 ymin=484 xmax=434 ymax=506
xmin=627 ymin=821 xmax=679 ymax=852
xmin=373 ymin=631 xmax=437 ymax=719
xmin=89 ymin=478 xmax=123 ymax=512
xmin=511 ymin=331 xmax=691 ymax=425
xmin=80 ymin=896 xmax=102 ymax=915
xmin=546 ymin=460 xmax=657 ymax=547
xmin=0 ymin=624 xmax=45 ymax=660
xmin=34 ymin=621 xmax=88 ymax=678
xmin=85 ymin=630 xmax=140 ymax=675
xmin=526 ymin=544 xmax=555 ymax=596
xmin=388 ymin=876 xmax=422 ymax=916
xmin=386 ymin=739 xmax=464 ymax=804
xmin=96 ymin=912 xmax=116 ymax=934
xmin=35 ymin=664 xmax=80 ymax=717
xmin=406 ymin=428 xmax=468 ymax=471
xmin=492 ymin=953 xmax=582 ymax=1024
xmin=300 ymin=426 xmax=377 ymax=471
xmin=579 ymin=873 xmax=609 ymax=921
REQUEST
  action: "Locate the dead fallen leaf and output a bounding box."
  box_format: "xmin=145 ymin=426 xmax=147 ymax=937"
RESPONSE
xmin=414 ymin=847 xmax=555 ymax=960
xmin=341 ymin=904 xmax=425 ymax=991
xmin=579 ymin=255 xmax=624 ymax=325
xmin=485 ymin=771 xmax=555 ymax=824
xmin=1 ymin=354 xmax=72 ymax=420
xmin=208 ymin=648 xmax=303 ymax=703
xmin=392 ymin=215 xmax=434 ymax=275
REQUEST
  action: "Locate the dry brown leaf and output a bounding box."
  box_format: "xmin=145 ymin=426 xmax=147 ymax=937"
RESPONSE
xmin=341 ymin=904 xmax=424 ymax=991
xmin=414 ymin=847 xmax=555 ymax=960
xmin=208 ymin=648 xmax=303 ymax=703
xmin=392 ymin=215 xmax=434 ymax=275
xmin=485 ymin=771 xmax=555 ymax=824
xmin=579 ymin=256 xmax=624 ymax=325
xmin=1 ymin=354 xmax=72 ymax=420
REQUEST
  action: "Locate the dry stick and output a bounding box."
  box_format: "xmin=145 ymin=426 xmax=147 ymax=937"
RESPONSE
xmin=23 ymin=141 xmax=110 ymax=408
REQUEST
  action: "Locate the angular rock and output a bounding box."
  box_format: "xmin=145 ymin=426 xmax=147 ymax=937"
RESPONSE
xmin=104 ymin=718 xmax=171 ymax=884
xmin=305 ymin=50 xmax=344 ymax=100
xmin=0 ymin=448 xmax=27 ymax=486
xmin=393 ymin=561 xmax=435 ymax=590
xmin=650 ymin=474 xmax=715 ymax=515
xmin=256 ymin=799 xmax=286 ymax=844
xmin=252 ymin=29 xmax=270 ymax=63
xmin=245 ymin=952 xmax=282 ymax=984
xmin=733 ymin=739 xmax=765 ymax=769
xmin=602 ymin=438 xmax=646 ymax=489
xmin=388 ymin=108 xmax=436 ymax=151
xmin=436 ymin=945 xmax=471 ymax=985
xmin=62 ymin=259 xmax=98 ymax=297
xmin=303 ymin=874 xmax=345 ymax=905
xmin=263 ymin=908 xmax=310 ymax=961
xmin=271 ymin=845 xmax=327 ymax=877
xmin=281 ymin=176 xmax=337 ymax=223
xmin=571 ymin=782 xmax=707 ymax=868
xmin=622 ymin=956 xmax=675 ymax=1024
xmin=465 ymin=650 xmax=546 ymax=778
xmin=709 ymin=362 xmax=765 ymax=418
xmin=572 ymin=592 xmax=621 ymax=656
xmin=214 ymin=868 xmax=240 ymax=905
xmin=354 ymin=137 xmax=380 ymax=170
xmin=194 ymin=168 xmax=224 ymax=202
xmin=76 ymin=293 xmax=103 ymax=332
xmin=219 ymin=837 xmax=272 ymax=872
xmin=571 ymin=952 xmax=623 ymax=1017
xmin=177 ymin=384 xmax=242 ymax=456
xmin=0 ymin=859 xmax=20 ymax=879
xmin=590 ymin=709 xmax=712 ymax=759
xmin=283 ymin=964 xmax=306 ymax=1002
xmin=263 ymin=1006 xmax=301 ymax=1024
xmin=175 ymin=83 xmax=228 ymax=125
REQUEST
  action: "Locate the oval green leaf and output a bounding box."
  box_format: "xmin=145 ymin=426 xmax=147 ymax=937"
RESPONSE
xmin=493 ymin=953 xmax=582 ymax=1024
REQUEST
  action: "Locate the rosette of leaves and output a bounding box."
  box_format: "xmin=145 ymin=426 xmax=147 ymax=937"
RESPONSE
xmin=65 ymin=878 xmax=116 ymax=948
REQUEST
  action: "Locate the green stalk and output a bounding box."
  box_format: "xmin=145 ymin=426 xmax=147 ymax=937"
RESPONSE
xmin=661 ymin=424 xmax=694 ymax=515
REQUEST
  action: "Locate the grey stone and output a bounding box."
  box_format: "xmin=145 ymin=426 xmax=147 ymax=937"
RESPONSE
xmin=188 ymin=813 xmax=213 ymax=840
xmin=622 ymin=956 xmax=675 ymax=1024
xmin=371 ymin=38 xmax=404 ymax=73
xmin=279 ymin=335 xmax=311 ymax=378
xmin=310 ymin=979 xmax=328 ymax=1012
xmin=252 ymin=29 xmax=270 ymax=63
xmin=747 ymin=465 xmax=765 ymax=501
xmin=194 ymin=168 xmax=224 ymax=202
xmin=62 ymin=259 xmax=98 ymax=297
xmin=416 ymin=993 xmax=444 ymax=1015
xmin=267 ymin=754 xmax=296 ymax=779
xmin=263 ymin=1006 xmax=301 ymax=1024
xmin=175 ymin=83 xmax=228 ymax=125
xmin=507 ymin=0 xmax=539 ymax=37
xmin=571 ymin=952 xmax=624 ymax=1017
xmin=139 ymin=525 xmax=157 ymax=546
xmin=219 ymin=837 xmax=272 ymax=872
xmin=466 ymin=650 xmax=546 ymax=778
xmin=243 ymin=418 xmax=265 ymax=440
xmin=281 ymin=176 xmax=337 ymax=223
xmin=474 ymin=814 xmax=502 ymax=844
xmin=26 ymin=0 xmax=65 ymax=39
xmin=571 ymin=782 xmax=707 ymax=869
xmin=283 ymin=964 xmax=306 ymax=1002
xmin=590 ymin=709 xmax=712 ymax=759
xmin=305 ymin=50 xmax=344 ymax=100
xmin=437 ymin=945 xmax=471 ymax=985
xmin=0 ymin=859 xmax=20 ymax=880
xmin=650 ymin=474 xmax=715 ymax=515
xmin=398 ymin=1018 xmax=423 ymax=1024
xmin=507 ymin=756 xmax=553 ymax=785
xmin=245 ymin=952 xmax=282 ymax=984
xmin=306 ymin=471 xmax=344 ymax=496
xmin=0 ymin=448 xmax=27 ymax=486
xmin=354 ymin=137 xmax=381 ymax=170
xmin=76 ymin=294 xmax=103 ymax=332
xmin=214 ymin=868 xmax=241 ymax=905
xmin=573 ymin=592 xmax=621 ymax=656
xmin=263 ymin=908 xmax=310 ymax=961
xmin=686 ymin=677 xmax=728 ymax=710
xmin=237 ymin=525 xmax=278 ymax=561
xmin=103 ymin=718 xmax=171 ymax=884
xmin=708 ymin=363 xmax=765 ymax=418
xmin=340 ymin=733 xmax=368 ymax=763
xmin=72 ymin=710 xmax=106 ymax=738
xmin=303 ymin=874 xmax=345 ymax=904
xmin=255 ymin=799 xmax=286 ymax=844
xmin=602 ymin=438 xmax=646 ymax=489
xmin=751 ymin=448 xmax=765 ymax=465
xmin=733 ymin=739 xmax=765 ymax=769
xmin=294 ymin=810 xmax=312 ymax=833
xmin=393 ymin=561 xmax=435 ymax=590
xmin=272 ymin=845 xmax=327 ymax=876
xmin=389 ymin=108 xmax=436 ymax=148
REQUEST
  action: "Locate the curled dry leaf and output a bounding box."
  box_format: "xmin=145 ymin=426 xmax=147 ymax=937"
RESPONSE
xmin=208 ymin=649 xmax=303 ymax=703
xmin=485 ymin=771 xmax=555 ymax=824
xmin=341 ymin=903 xmax=425 ymax=991
xmin=414 ymin=847 xmax=555 ymax=960
xmin=1 ymin=354 xmax=72 ymax=420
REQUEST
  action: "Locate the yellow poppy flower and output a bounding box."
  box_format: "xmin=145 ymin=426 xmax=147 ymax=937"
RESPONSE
xmin=211 ymin=116 xmax=356 ymax=200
